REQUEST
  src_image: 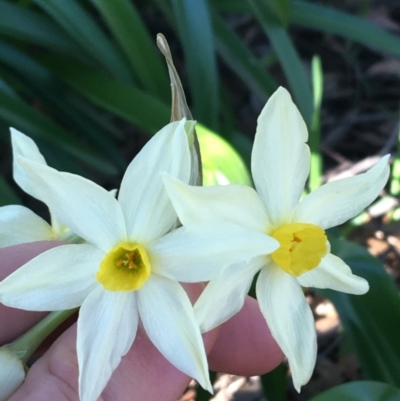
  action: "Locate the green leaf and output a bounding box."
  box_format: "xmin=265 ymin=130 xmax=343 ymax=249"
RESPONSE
xmin=210 ymin=0 xmax=249 ymax=13
xmin=32 ymin=0 xmax=133 ymax=82
xmin=41 ymin=55 xmax=170 ymax=134
xmin=263 ymin=0 xmax=290 ymax=26
xmin=0 ymin=75 xmax=18 ymax=98
xmin=213 ymin=0 xmax=400 ymax=60
xmin=0 ymin=0 xmax=87 ymax=60
xmin=0 ymin=176 xmax=21 ymax=206
xmin=211 ymin=8 xmax=278 ymax=101
xmin=248 ymin=0 xmax=313 ymax=126
xmin=170 ymin=0 xmax=219 ymax=129
xmin=0 ymin=40 xmax=125 ymax=169
xmin=88 ymin=0 xmax=170 ymax=100
xmin=310 ymin=381 xmax=400 ymax=401
xmin=291 ymin=1 xmax=400 ymax=58
xmin=0 ymin=88 xmax=117 ymax=175
xmin=390 ymin=125 xmax=400 ymax=196
xmin=318 ymin=238 xmax=400 ymax=387
xmin=196 ymin=124 xmax=251 ymax=186
xmin=260 ymin=363 xmax=287 ymax=401
xmin=308 ymin=55 xmax=323 ymax=192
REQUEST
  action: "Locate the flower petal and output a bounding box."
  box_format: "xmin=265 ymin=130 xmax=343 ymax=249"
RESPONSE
xmin=293 ymin=155 xmax=390 ymax=229
xmin=77 ymin=287 xmax=138 ymax=401
xmin=0 ymin=244 xmax=101 ymax=310
xmin=17 ymin=158 xmax=126 ymax=251
xmin=256 ymin=263 xmax=316 ymax=391
xmin=118 ymin=120 xmax=191 ymax=243
xmin=194 ymin=257 xmax=263 ymax=333
xmin=163 ymin=174 xmax=272 ymax=231
xmin=297 ymin=253 xmax=369 ymax=294
xmin=11 ymin=128 xmax=47 ymax=199
xmin=0 ymin=205 xmax=54 ymax=247
xmin=137 ymin=274 xmax=212 ymax=392
xmin=150 ymin=221 xmax=278 ymax=282
xmin=252 ymin=87 xmax=310 ymax=226
xmin=0 ymin=348 xmax=25 ymax=401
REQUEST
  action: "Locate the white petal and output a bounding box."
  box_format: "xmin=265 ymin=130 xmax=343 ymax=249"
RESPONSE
xmin=49 ymin=211 xmax=68 ymax=237
xmin=256 ymin=263 xmax=316 ymax=391
xmin=150 ymin=221 xmax=278 ymax=282
xmin=137 ymin=275 xmax=212 ymax=392
xmin=17 ymin=158 xmax=126 ymax=251
xmin=194 ymin=257 xmax=263 ymax=333
xmin=163 ymin=174 xmax=272 ymax=231
xmin=118 ymin=120 xmax=191 ymax=243
xmin=0 ymin=244 xmax=101 ymax=310
xmin=0 ymin=205 xmax=54 ymax=247
xmin=0 ymin=348 xmax=25 ymax=401
xmin=297 ymin=253 xmax=369 ymax=294
xmin=293 ymin=155 xmax=390 ymax=229
xmin=252 ymin=87 xmax=310 ymax=226
xmin=11 ymin=128 xmax=47 ymax=199
xmin=78 ymin=287 xmax=138 ymax=401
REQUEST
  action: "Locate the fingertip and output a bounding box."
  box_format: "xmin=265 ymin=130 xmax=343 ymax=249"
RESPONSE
xmin=0 ymin=241 xmax=63 ymax=344
xmin=208 ymin=296 xmax=284 ymax=375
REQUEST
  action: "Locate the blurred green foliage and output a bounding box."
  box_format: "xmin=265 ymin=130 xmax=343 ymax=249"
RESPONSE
xmin=2 ymin=0 xmax=400 ymax=182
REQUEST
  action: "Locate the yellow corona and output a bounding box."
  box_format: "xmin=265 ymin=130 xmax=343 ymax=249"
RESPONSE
xmin=97 ymin=242 xmax=151 ymax=291
xmin=270 ymin=223 xmax=327 ymax=276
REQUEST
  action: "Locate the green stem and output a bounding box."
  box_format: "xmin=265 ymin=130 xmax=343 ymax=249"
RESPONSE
xmin=8 ymin=309 xmax=77 ymax=364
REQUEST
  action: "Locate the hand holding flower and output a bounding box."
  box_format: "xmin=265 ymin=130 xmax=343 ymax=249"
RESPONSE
xmin=0 ymin=242 xmax=283 ymax=401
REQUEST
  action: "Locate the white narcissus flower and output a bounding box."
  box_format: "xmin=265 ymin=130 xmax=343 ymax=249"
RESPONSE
xmin=0 ymin=347 xmax=25 ymax=401
xmin=163 ymin=88 xmax=390 ymax=392
xmin=0 ymin=120 xmax=278 ymax=401
xmin=0 ymin=129 xmax=68 ymax=247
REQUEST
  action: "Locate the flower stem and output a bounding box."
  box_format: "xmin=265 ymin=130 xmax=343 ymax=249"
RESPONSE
xmin=7 ymin=309 xmax=77 ymax=364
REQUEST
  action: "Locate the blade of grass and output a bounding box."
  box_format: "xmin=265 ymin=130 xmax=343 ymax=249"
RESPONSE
xmin=211 ymin=8 xmax=278 ymax=101
xmin=0 ymin=0 xmax=88 ymax=61
xmin=319 ymin=238 xmax=400 ymax=387
xmin=389 ymin=121 xmax=400 ymax=196
xmin=291 ymin=0 xmax=400 ymax=58
xmin=249 ymin=0 xmax=313 ymax=126
xmin=213 ymin=0 xmax=400 ymax=60
xmin=170 ymin=0 xmax=219 ymax=130
xmin=0 ymin=88 xmax=117 ymax=175
xmin=209 ymin=0 xmax=249 ymax=13
xmin=310 ymin=381 xmax=400 ymax=401
xmin=0 ymin=75 xmax=18 ymax=98
xmin=88 ymin=0 xmax=170 ymax=101
xmin=0 ymin=175 xmax=21 ymax=206
xmin=0 ymin=41 xmax=126 ymax=169
xmin=308 ymin=55 xmax=323 ymax=192
xmin=260 ymin=363 xmax=287 ymax=401
xmin=263 ymin=0 xmax=290 ymax=27
xmin=33 ymin=0 xmax=133 ymax=82
xmin=41 ymin=55 xmax=170 ymax=134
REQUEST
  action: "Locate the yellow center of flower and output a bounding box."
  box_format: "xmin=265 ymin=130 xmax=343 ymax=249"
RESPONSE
xmin=270 ymin=223 xmax=327 ymax=276
xmin=97 ymin=242 xmax=151 ymax=292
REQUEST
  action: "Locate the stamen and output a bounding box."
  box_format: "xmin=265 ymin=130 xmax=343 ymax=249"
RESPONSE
xmin=97 ymin=242 xmax=151 ymax=292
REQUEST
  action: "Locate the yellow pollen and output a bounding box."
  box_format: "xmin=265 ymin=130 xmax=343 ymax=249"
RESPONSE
xmin=97 ymin=242 xmax=151 ymax=292
xmin=270 ymin=223 xmax=327 ymax=276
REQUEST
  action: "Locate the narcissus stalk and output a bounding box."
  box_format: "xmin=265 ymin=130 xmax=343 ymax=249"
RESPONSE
xmin=0 ymin=309 xmax=75 ymax=401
